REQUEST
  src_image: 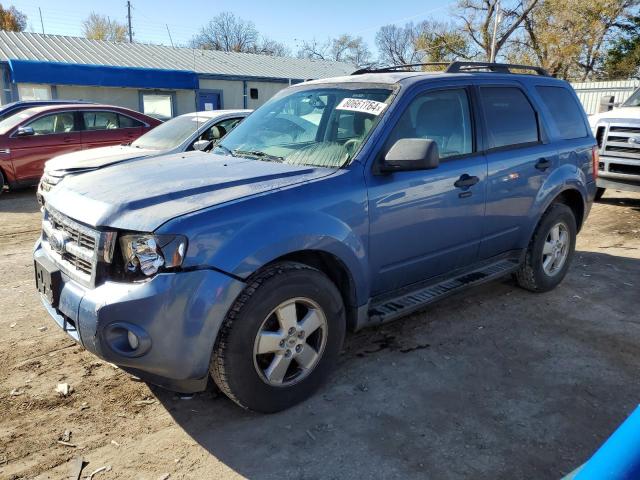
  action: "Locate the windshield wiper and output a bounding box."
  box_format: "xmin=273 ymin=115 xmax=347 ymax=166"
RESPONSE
xmin=232 ymin=149 xmax=284 ymax=162
xmin=215 ymin=143 xmax=235 ymax=157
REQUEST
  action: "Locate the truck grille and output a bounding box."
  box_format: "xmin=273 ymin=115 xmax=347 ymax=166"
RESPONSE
xmin=41 ymin=207 xmax=116 ymax=287
xmin=600 ymin=124 xmax=640 ymax=160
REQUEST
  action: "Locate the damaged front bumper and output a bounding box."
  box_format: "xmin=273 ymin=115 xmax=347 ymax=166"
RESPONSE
xmin=34 ymin=239 xmax=245 ymax=393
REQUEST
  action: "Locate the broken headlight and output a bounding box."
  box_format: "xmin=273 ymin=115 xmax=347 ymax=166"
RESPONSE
xmin=119 ymin=234 xmax=187 ymax=277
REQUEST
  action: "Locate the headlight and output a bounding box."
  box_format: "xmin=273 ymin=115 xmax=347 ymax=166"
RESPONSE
xmin=119 ymin=234 xmax=187 ymax=277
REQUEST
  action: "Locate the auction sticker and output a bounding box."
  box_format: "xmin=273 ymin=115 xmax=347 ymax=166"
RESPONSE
xmin=336 ymin=98 xmax=387 ymax=116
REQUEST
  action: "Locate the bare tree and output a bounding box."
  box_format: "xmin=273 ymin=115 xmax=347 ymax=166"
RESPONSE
xmin=298 ymin=34 xmax=373 ymax=68
xmin=375 ymin=23 xmax=425 ymax=65
xmin=83 ymin=12 xmax=127 ymax=42
xmin=191 ymin=12 xmax=289 ymax=56
xmin=0 ymin=3 xmax=26 ymax=31
xmin=456 ymin=0 xmax=540 ymax=60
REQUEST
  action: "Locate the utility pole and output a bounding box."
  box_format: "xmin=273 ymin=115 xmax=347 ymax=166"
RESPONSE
xmin=489 ymin=0 xmax=501 ymax=63
xmin=38 ymin=7 xmax=44 ymax=34
xmin=126 ymin=1 xmax=133 ymax=43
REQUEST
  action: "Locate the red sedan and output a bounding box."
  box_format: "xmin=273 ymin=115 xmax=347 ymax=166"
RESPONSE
xmin=0 ymin=104 xmax=161 ymax=191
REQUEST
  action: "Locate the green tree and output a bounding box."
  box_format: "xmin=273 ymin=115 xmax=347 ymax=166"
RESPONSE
xmin=603 ymin=15 xmax=640 ymax=79
xmin=83 ymin=12 xmax=128 ymax=42
xmin=0 ymin=3 xmax=26 ymax=32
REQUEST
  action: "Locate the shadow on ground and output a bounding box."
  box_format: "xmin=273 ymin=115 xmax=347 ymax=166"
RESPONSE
xmin=0 ymin=188 xmax=40 ymax=214
xmin=597 ymin=194 xmax=640 ymax=211
xmin=151 ymin=251 xmax=640 ymax=480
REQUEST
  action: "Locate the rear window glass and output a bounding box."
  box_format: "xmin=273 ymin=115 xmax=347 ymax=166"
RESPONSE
xmin=536 ymin=86 xmax=587 ymax=140
xmin=480 ymin=87 xmax=539 ymax=149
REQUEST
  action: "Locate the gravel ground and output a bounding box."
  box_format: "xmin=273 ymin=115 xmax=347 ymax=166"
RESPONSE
xmin=0 ymin=188 xmax=639 ymax=480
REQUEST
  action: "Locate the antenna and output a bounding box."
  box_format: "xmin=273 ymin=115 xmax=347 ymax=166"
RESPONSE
xmin=126 ymin=1 xmax=133 ymax=43
xmin=38 ymin=7 xmax=45 ymax=34
xmin=165 ymin=24 xmax=174 ymax=48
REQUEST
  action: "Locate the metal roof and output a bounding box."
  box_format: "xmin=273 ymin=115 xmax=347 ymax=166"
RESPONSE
xmin=0 ymin=31 xmax=354 ymax=80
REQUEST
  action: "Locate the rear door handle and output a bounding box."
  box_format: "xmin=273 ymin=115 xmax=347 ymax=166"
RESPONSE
xmin=454 ymin=174 xmax=480 ymax=189
xmin=535 ymin=158 xmax=552 ymax=171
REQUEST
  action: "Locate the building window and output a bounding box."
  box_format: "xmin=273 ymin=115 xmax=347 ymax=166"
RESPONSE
xmin=250 ymin=88 xmax=259 ymax=100
xmin=18 ymin=84 xmax=51 ymax=100
xmin=142 ymin=93 xmax=173 ymax=120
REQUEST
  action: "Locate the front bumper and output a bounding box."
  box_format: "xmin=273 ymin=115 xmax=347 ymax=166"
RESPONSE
xmin=34 ymin=239 xmax=245 ymax=393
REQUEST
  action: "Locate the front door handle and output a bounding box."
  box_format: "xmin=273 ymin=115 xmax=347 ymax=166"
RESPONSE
xmin=454 ymin=174 xmax=480 ymax=189
xmin=535 ymin=158 xmax=552 ymax=171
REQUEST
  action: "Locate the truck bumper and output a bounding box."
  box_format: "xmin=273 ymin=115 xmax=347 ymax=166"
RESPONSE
xmin=34 ymin=240 xmax=245 ymax=393
xmin=597 ymin=175 xmax=640 ymax=193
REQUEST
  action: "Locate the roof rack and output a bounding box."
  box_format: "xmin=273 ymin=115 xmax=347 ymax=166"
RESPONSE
xmin=352 ymin=61 xmax=551 ymax=77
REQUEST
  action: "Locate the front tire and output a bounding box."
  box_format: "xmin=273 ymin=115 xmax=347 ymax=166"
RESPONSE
xmin=515 ymin=203 xmax=577 ymax=292
xmin=210 ymin=262 xmax=345 ymax=413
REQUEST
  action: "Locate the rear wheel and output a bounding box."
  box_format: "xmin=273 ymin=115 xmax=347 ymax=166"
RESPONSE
xmin=515 ymin=203 xmax=577 ymax=292
xmin=595 ymin=187 xmax=605 ymax=201
xmin=210 ymin=262 xmax=345 ymax=413
xmin=0 ymin=169 xmax=5 ymax=195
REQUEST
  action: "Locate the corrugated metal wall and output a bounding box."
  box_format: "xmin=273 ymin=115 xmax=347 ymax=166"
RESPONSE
xmin=571 ymin=80 xmax=639 ymax=115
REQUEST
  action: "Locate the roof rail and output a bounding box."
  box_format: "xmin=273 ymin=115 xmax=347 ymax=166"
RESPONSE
xmin=351 ymin=61 xmax=551 ymax=77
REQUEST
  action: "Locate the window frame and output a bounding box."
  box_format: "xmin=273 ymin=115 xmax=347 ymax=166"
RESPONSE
xmin=476 ymin=84 xmax=544 ymax=153
xmin=376 ymin=84 xmax=481 ymax=168
xmin=139 ymin=90 xmax=176 ymax=120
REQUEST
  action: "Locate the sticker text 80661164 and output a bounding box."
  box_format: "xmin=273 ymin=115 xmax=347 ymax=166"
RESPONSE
xmin=335 ymin=98 xmax=387 ymax=116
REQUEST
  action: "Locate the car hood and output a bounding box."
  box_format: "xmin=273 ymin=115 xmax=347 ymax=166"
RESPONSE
xmin=590 ymin=107 xmax=640 ymax=127
xmin=45 ymin=151 xmax=334 ymax=231
xmin=45 ymin=145 xmax=157 ymax=174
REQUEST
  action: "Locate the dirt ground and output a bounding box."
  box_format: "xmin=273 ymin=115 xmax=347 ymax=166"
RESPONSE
xmin=0 ymin=188 xmax=639 ymax=480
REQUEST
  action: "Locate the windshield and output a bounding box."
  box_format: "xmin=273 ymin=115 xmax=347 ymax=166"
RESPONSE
xmin=0 ymin=110 xmax=33 ymax=135
xmin=214 ymin=86 xmax=394 ymax=168
xmin=623 ymin=89 xmax=640 ymax=107
xmin=132 ymin=114 xmax=207 ymax=150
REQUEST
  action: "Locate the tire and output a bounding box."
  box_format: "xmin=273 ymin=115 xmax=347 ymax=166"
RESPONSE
xmin=595 ymin=187 xmax=605 ymax=201
xmin=210 ymin=261 xmax=346 ymax=413
xmin=0 ymin=169 xmax=5 ymax=195
xmin=515 ymin=203 xmax=577 ymax=293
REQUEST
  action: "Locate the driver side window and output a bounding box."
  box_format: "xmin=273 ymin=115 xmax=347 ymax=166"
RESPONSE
xmin=387 ymin=89 xmax=473 ymax=159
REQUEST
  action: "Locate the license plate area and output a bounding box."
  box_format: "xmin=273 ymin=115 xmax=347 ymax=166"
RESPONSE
xmin=35 ymin=256 xmax=62 ymax=308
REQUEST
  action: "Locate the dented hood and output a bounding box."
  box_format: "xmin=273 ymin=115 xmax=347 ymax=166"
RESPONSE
xmin=45 ymin=145 xmax=156 ymax=173
xmin=45 ymin=151 xmax=333 ymax=231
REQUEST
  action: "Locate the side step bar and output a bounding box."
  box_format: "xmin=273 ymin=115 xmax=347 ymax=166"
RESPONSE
xmin=368 ymin=259 xmax=520 ymax=324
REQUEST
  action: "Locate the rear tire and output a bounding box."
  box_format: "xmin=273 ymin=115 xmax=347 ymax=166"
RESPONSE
xmin=0 ymin=169 xmax=5 ymax=195
xmin=515 ymin=203 xmax=577 ymax=293
xmin=210 ymin=262 xmax=345 ymax=413
xmin=595 ymin=187 xmax=605 ymax=201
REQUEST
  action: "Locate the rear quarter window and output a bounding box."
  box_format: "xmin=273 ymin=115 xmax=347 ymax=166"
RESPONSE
xmin=480 ymin=87 xmax=539 ymax=149
xmin=535 ymin=86 xmax=588 ymax=140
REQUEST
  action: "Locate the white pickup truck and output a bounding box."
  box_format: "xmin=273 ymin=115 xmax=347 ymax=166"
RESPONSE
xmin=589 ymin=89 xmax=640 ymax=199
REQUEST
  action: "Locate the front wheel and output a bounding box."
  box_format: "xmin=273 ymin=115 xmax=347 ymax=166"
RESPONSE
xmin=515 ymin=203 xmax=577 ymax=292
xmin=210 ymin=262 xmax=345 ymax=413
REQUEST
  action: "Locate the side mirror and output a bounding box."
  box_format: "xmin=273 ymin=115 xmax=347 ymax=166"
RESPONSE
xmin=192 ymin=139 xmax=213 ymax=151
xmin=379 ymin=138 xmax=440 ymax=173
xmin=15 ymin=126 xmax=35 ymax=137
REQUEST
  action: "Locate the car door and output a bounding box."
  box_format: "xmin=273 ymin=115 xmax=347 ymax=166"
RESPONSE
xmin=8 ymin=111 xmax=82 ymax=181
xmin=475 ymin=83 xmax=559 ymax=260
xmin=80 ymin=110 xmax=143 ymax=149
xmin=366 ymin=86 xmax=488 ymax=295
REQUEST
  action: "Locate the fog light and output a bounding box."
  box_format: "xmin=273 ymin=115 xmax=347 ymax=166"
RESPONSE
xmin=127 ymin=330 xmax=140 ymax=350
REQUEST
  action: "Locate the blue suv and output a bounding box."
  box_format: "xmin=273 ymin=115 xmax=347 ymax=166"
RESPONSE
xmin=34 ymin=62 xmax=598 ymax=412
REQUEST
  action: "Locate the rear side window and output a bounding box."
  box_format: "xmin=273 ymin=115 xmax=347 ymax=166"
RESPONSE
xmin=536 ymin=86 xmax=587 ymax=140
xmin=83 ymin=111 xmax=119 ymax=130
xmin=480 ymin=87 xmax=539 ymax=149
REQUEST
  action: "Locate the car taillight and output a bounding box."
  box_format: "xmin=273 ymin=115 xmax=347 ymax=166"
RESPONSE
xmin=592 ymin=146 xmax=599 ymax=180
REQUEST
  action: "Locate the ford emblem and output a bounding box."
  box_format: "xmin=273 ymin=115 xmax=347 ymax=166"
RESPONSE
xmin=49 ymin=231 xmax=69 ymax=254
xmin=628 ymin=136 xmax=640 ymax=145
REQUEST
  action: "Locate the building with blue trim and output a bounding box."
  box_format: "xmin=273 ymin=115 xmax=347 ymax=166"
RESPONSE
xmin=0 ymin=32 xmax=353 ymax=119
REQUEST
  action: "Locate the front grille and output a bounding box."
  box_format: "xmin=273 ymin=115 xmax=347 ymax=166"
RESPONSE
xmin=40 ymin=173 xmax=62 ymax=192
xmin=41 ymin=207 xmax=116 ymax=287
xmin=601 ymin=123 xmax=640 ymax=160
xmin=610 ymin=163 xmax=640 ymax=175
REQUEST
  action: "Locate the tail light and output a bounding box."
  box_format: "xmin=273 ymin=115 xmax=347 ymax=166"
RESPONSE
xmin=592 ymin=146 xmax=599 ymax=180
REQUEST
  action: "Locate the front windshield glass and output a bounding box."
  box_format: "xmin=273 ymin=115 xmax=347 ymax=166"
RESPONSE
xmin=215 ymin=86 xmax=394 ymax=168
xmin=132 ymin=114 xmax=206 ymax=150
xmin=623 ymin=89 xmax=640 ymax=107
xmin=0 ymin=110 xmax=33 ymax=135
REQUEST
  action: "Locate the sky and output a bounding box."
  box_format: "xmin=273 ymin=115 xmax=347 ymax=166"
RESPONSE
xmin=13 ymin=0 xmax=455 ymax=55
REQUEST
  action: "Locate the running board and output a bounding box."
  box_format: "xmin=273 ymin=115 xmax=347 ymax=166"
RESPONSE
xmin=368 ymin=259 xmax=520 ymax=324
